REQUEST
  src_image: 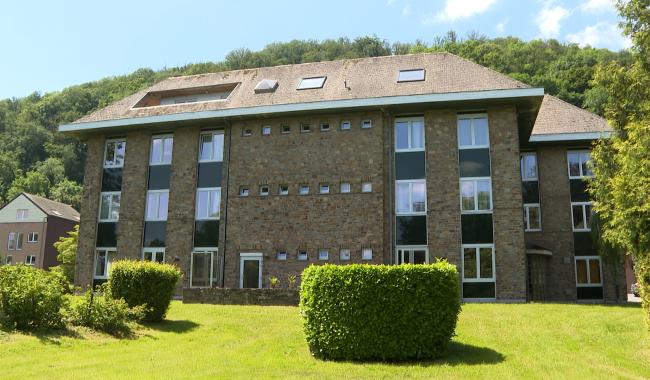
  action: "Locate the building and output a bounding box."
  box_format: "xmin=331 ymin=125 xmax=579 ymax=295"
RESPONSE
xmin=60 ymin=53 xmax=623 ymax=302
xmin=0 ymin=193 xmax=79 ymax=269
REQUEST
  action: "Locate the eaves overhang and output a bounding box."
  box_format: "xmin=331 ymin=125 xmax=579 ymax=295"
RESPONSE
xmin=528 ymin=131 xmax=613 ymax=143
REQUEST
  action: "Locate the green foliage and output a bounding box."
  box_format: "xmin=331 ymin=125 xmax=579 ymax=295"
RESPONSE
xmin=108 ymin=260 xmax=181 ymax=322
xmin=634 ymin=256 xmax=650 ymax=329
xmin=0 ymin=265 xmax=66 ymax=330
xmin=51 ymin=225 xmax=78 ymax=285
xmin=300 ymin=262 xmax=461 ymax=361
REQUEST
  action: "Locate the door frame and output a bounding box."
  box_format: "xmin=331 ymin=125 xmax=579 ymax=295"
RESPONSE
xmin=240 ymin=252 xmax=263 ymax=289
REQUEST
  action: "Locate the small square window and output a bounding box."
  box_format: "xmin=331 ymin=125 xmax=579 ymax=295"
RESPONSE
xmin=276 ymin=251 xmax=287 ymax=261
xmin=320 ymin=183 xmax=330 ymax=194
xmin=320 ymin=123 xmax=330 ymax=132
xmin=362 ymin=182 xmax=372 ymax=193
xmin=297 ymin=250 xmax=308 ymax=260
xmin=340 ymin=249 xmax=351 ymax=261
xmin=362 ymin=248 xmax=373 ymax=261
xmin=262 ymin=125 xmax=272 ymax=136
xmin=240 ymin=187 xmax=250 ymax=197
xmin=259 ymin=185 xmax=269 ymax=196
xmin=340 ymin=121 xmax=351 ymax=130
xmin=362 ymin=120 xmax=372 ymax=129
xmin=299 ymin=184 xmax=309 ymax=195
xmin=340 ymin=182 xmax=351 ymax=193
xmin=279 ymin=184 xmax=289 ymax=195
xmin=398 ymin=69 xmax=425 ymax=82
xmin=319 ymin=249 xmax=329 ymax=261
xmin=300 ymin=123 xmax=311 ymax=133
xmin=281 ymin=125 xmax=291 ymax=134
xmin=243 ymin=129 xmax=253 ymax=137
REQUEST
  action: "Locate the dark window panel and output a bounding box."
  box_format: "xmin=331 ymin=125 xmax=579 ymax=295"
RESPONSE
xmin=570 ymin=179 xmax=590 ymax=202
xmin=197 ymin=162 xmax=223 ymax=188
xmin=101 ymin=168 xmax=122 ymax=192
xmin=395 ymin=215 xmax=427 ymax=245
xmin=461 ymin=214 xmax=494 ymax=244
xmin=143 ymin=221 xmax=166 ymax=247
xmin=463 ymin=282 xmax=495 ymax=298
xmin=459 ymin=149 xmax=491 ymax=178
xmin=577 ymin=286 xmax=603 ymax=300
xmin=574 ymin=232 xmax=596 ymax=256
xmin=96 ymin=222 xmax=117 ymax=247
xmin=92 ymin=278 xmax=108 ymax=288
xmin=148 ymin=165 xmax=171 ymax=190
xmin=194 ymin=220 xmax=220 ymax=247
xmin=522 ymin=181 xmax=540 ymax=204
xmin=395 ymin=151 xmax=426 ymax=180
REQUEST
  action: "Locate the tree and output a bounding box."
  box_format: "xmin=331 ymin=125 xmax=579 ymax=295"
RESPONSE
xmin=51 ymin=225 xmax=78 ymax=284
xmin=50 ymin=179 xmax=83 ymax=211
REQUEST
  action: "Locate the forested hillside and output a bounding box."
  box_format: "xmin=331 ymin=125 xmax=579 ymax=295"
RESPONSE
xmin=0 ymin=34 xmax=632 ymax=209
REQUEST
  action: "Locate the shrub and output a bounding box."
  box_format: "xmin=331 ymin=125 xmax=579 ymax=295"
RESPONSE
xmin=66 ymin=286 xmax=145 ymax=335
xmin=108 ymin=260 xmax=181 ymax=322
xmin=300 ymin=262 xmax=461 ymax=361
xmin=635 ymin=256 xmax=650 ymax=330
xmin=0 ymin=265 xmax=67 ymax=330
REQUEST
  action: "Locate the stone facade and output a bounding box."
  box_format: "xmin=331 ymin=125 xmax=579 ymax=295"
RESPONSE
xmin=183 ymin=287 xmax=299 ymax=306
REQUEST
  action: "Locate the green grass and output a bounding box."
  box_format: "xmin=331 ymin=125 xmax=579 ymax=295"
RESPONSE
xmin=0 ymin=302 xmax=648 ymax=379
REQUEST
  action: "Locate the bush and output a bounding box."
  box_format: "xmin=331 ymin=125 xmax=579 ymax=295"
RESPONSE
xmin=0 ymin=265 xmax=67 ymax=330
xmin=635 ymin=256 xmax=650 ymax=330
xmin=108 ymin=260 xmax=181 ymax=322
xmin=66 ymin=286 xmax=145 ymax=335
xmin=300 ymin=262 xmax=461 ymax=361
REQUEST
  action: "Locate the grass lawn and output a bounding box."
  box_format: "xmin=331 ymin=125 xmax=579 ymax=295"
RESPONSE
xmin=0 ymin=302 xmax=648 ymax=379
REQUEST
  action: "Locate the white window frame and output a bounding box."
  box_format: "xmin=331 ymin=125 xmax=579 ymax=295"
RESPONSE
xmin=320 ymin=123 xmax=330 ymax=132
xmin=149 ymin=134 xmax=173 ymax=166
xmin=259 ymin=185 xmax=270 ymax=196
xmin=318 ymin=249 xmax=329 ymax=261
xmin=319 ymin=183 xmax=330 ymax=194
xmin=339 ymin=248 xmax=351 ymax=261
xmin=7 ymin=232 xmax=15 ymax=250
xmin=98 ymin=191 xmax=121 ymax=222
xmin=461 ymin=244 xmax=496 ymax=283
xmin=395 ymin=116 xmax=425 ymax=152
xmin=297 ymin=76 xmax=326 ymax=90
xmin=460 ymin=178 xmax=493 ymax=213
xmin=198 ymin=130 xmax=225 ymax=163
xmin=567 ymin=150 xmax=593 ymax=179
xmin=25 ymin=255 xmax=36 ymax=266
xmin=524 ymin=203 xmax=542 ymax=232
xmin=27 ymin=232 xmax=38 ymax=243
xmin=571 ymin=202 xmax=593 ymax=232
xmin=575 ymin=256 xmax=603 ymax=287
xmin=340 ymin=182 xmax=351 ymax=193
xmin=361 ymin=119 xmax=373 ymax=129
xmin=196 ymin=187 xmax=221 ymax=221
xmin=276 ymin=251 xmax=287 ymax=261
xmin=362 ymin=182 xmax=372 ymax=193
xmin=362 ymin=248 xmax=373 ymax=261
xmin=457 ymin=114 xmax=490 ymax=149
xmin=395 ymin=246 xmax=429 ymax=265
xmin=299 ymin=184 xmax=309 ymax=195
xmin=16 ymin=209 xmax=28 ymax=220
xmin=520 ymin=152 xmax=538 ymax=181
xmin=145 ymin=190 xmax=169 ymax=222
xmin=240 ymin=187 xmax=250 ymax=197
xmin=300 ymin=123 xmax=311 ymax=133
xmin=297 ymin=250 xmax=308 ymax=261
xmin=103 ymin=138 xmax=126 ymax=169
xmin=142 ymin=247 xmax=165 ymax=263
xmin=340 ymin=120 xmax=351 ymax=131
xmin=15 ymin=233 xmax=23 ymax=250
xmin=395 ymin=179 xmax=427 ymax=215
xmin=262 ymin=125 xmax=272 ymax=136
xmin=93 ymin=248 xmax=116 ymax=279
xmin=190 ymin=249 xmax=218 ymax=288
xmin=397 ymin=69 xmax=426 ymax=82
xmin=279 ymin=184 xmax=289 ymax=196
xmin=239 ymin=252 xmax=263 ymax=289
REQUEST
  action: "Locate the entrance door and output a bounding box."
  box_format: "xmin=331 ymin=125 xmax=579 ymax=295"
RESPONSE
xmin=527 ymin=255 xmax=548 ymax=301
xmin=190 ymin=250 xmax=218 ymax=288
xmin=240 ymin=253 xmax=262 ymax=288
xmin=396 ymin=247 xmax=428 ymax=264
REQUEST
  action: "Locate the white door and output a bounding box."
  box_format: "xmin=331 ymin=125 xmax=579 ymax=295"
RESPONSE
xmin=240 ymin=253 xmax=263 ymax=288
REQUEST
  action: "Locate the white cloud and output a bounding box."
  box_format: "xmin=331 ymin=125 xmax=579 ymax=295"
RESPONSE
xmin=427 ymin=0 xmax=497 ymax=23
xmin=402 ymin=4 xmax=412 ymax=15
xmin=535 ymin=1 xmax=570 ymax=38
xmin=567 ymin=22 xmax=632 ymax=49
xmin=496 ymin=18 xmax=508 ymax=33
xmin=579 ymin=0 xmax=616 ymax=13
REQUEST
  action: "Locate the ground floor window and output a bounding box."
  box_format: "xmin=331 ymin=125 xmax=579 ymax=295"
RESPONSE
xmin=462 ymin=244 xmax=496 ymax=299
xmin=240 ymin=253 xmax=263 ymax=289
xmin=25 ymin=255 xmax=36 ymax=265
xmin=94 ymin=248 xmax=115 ymax=279
xmin=190 ymin=249 xmax=219 ymax=288
xmin=395 ymin=246 xmax=428 ymax=264
xmin=575 ymin=256 xmax=603 ymax=300
xmin=142 ymin=248 xmax=165 ymax=263
xmin=5 ymin=255 xmax=11 ymax=265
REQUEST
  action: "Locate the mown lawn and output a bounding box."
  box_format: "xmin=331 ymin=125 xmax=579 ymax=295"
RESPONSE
xmin=0 ymin=302 xmax=648 ymax=379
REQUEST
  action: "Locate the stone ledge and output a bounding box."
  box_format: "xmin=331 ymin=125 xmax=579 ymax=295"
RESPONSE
xmin=183 ymin=287 xmax=300 ymax=306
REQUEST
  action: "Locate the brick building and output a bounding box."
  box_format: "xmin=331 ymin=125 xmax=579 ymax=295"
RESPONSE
xmin=60 ymin=53 xmax=623 ymax=302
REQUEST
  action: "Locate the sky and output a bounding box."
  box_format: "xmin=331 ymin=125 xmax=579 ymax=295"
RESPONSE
xmin=0 ymin=0 xmax=630 ymax=99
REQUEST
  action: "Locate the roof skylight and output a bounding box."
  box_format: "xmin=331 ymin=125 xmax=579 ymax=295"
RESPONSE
xmin=398 ymin=69 xmax=425 ymax=82
xmin=133 ymin=83 xmax=238 ymax=108
xmin=254 ymin=79 xmax=279 ymax=94
xmin=297 ymin=76 xmax=326 ymax=90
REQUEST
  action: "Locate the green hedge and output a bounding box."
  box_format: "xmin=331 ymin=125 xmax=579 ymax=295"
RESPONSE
xmin=108 ymin=260 xmax=181 ymax=322
xmin=0 ymin=265 xmax=67 ymax=330
xmin=300 ymin=262 xmax=461 ymax=361
xmin=636 ymin=256 xmax=650 ymax=330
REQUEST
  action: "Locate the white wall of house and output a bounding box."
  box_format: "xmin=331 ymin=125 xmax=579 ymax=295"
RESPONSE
xmin=0 ymin=194 xmax=46 ymax=223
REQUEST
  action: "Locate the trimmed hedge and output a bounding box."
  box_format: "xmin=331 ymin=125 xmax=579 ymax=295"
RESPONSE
xmin=108 ymin=260 xmax=181 ymax=322
xmin=300 ymin=262 xmax=461 ymax=361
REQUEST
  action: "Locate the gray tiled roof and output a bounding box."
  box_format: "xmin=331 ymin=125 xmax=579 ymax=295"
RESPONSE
xmin=24 ymin=193 xmax=80 ymax=222
xmin=532 ymin=95 xmax=611 ymax=136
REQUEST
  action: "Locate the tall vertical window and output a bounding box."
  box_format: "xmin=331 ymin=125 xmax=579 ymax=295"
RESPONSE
xmin=396 ymin=180 xmax=427 ymax=214
xmin=104 ymin=139 xmax=126 ymax=168
xmin=150 ymin=135 xmax=173 ymax=165
xmin=145 ymin=190 xmax=169 ymax=221
xmin=457 ymin=115 xmax=489 ymax=148
xmin=575 ymin=257 xmax=602 ymax=286
xmin=94 ymin=249 xmax=115 ymax=279
xmin=196 ymin=188 xmax=221 ymax=220
xmin=524 ymin=204 xmax=541 ymax=231
xmin=571 ymin=202 xmax=593 ymax=231
xmin=460 ymin=179 xmax=492 ymax=212
xmin=520 ymin=152 xmax=538 ymax=181
xmin=99 ymin=192 xmax=121 ymax=222
xmin=395 ymin=118 xmax=425 ymax=151
xmin=7 ymin=232 xmax=15 ymax=250
xmin=199 ymin=131 xmax=224 ymax=162
xmin=567 ymin=150 xmax=593 ymax=178
xmin=15 ymin=233 xmax=23 ymax=250
xmin=462 ymin=245 xmax=495 ymax=282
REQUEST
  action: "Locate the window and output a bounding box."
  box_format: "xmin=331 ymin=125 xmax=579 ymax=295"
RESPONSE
xmin=572 ymin=202 xmax=593 ymax=231
xmin=297 ymin=76 xmax=326 ymax=90
xmin=297 ymin=250 xmax=308 ymax=261
xmin=362 ymin=120 xmax=373 ymax=129
xmin=340 ymin=182 xmax=351 ymax=193
xmin=458 ymin=115 xmax=489 ymax=148
xmin=145 ymin=190 xmax=169 ymax=221
xmin=150 ymin=135 xmax=173 ymax=165
xmin=340 ymin=121 xmax=351 ymax=130
xmin=462 ymin=245 xmax=495 ymax=282
xmin=242 ymin=129 xmax=253 ymax=137
xmin=300 ymin=123 xmax=311 ymax=133
xmin=190 ymin=250 xmax=218 ymax=288
xmin=398 ymin=69 xmax=425 ymax=82
xmin=520 ymin=152 xmax=538 ymax=181
xmin=320 ymin=123 xmax=330 ymax=132
xmin=143 ymin=248 xmax=165 ymax=263
xmin=196 ymin=188 xmax=221 ymax=220
xmin=567 ymin=150 xmax=593 ymax=178
xmin=395 ymin=117 xmax=425 ymax=151
xmin=396 ymin=247 xmax=428 ymax=264
xmin=7 ymin=232 xmax=15 ymax=250
xmin=199 ymin=131 xmax=224 ymax=162
xmin=362 ymin=182 xmax=372 ymax=193
xmin=460 ymin=179 xmax=492 ymax=212
xmin=575 ymin=257 xmax=602 ymax=286
xmin=5 ymin=255 xmax=11 ymax=265
xmin=99 ymin=192 xmax=121 ymax=222
xmin=281 ymin=125 xmax=291 ymax=134
xmin=240 ymin=253 xmax=263 ymax=289
xmin=25 ymin=256 xmax=36 ymax=266
xmin=94 ymin=249 xmax=115 ymax=279
xmin=104 ymin=139 xmax=126 ymax=168
xmin=15 ymin=233 xmax=23 ymax=250
xmin=276 ymin=251 xmax=287 ymax=261
xmin=319 ymin=183 xmax=330 ymax=194
xmin=299 ymin=184 xmax=309 ymax=195
xmin=279 ymin=184 xmax=289 ymax=196
xmin=362 ymin=248 xmax=373 ymax=261
xmin=524 ymin=204 xmax=542 ymax=231
xmin=16 ymin=209 xmax=28 ymax=220
xmin=240 ymin=187 xmax=250 ymax=197
xmin=259 ymin=185 xmax=269 ymax=196
xmin=339 ymin=249 xmax=351 ymax=261
xmin=27 ymin=232 xmax=38 ymax=243
xmin=262 ymin=125 xmax=272 ymax=136
xmin=396 ymin=180 xmax=426 ymax=214
xmin=319 ymin=249 xmax=329 ymax=261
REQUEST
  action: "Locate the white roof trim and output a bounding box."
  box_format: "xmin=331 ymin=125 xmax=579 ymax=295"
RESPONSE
xmin=529 ymin=131 xmax=612 ymax=142
xmin=59 ymin=87 xmax=544 ymax=133
xmin=526 ymin=249 xmax=553 ymax=256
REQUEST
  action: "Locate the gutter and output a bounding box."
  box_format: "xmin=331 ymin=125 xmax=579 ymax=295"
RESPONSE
xmin=59 ymin=87 xmax=545 ymax=133
xmin=529 ymin=131 xmax=612 ymax=142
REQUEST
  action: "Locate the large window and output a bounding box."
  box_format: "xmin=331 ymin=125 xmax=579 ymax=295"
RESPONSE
xmin=567 ymin=150 xmax=593 ymax=179
xmin=520 ymin=152 xmax=538 ymax=181
xmin=575 ymin=256 xmax=602 ymax=286
xmin=460 ymin=179 xmax=492 ymax=212
xmin=104 ymin=139 xmax=126 ymax=168
xmin=94 ymin=249 xmax=115 ymax=279
xmin=145 ymin=190 xmax=169 ymax=221
xmin=150 ymin=135 xmax=173 ymax=165
xmin=524 ymin=203 xmax=542 ymax=231
xmin=196 ymin=188 xmax=221 ymax=220
xmin=462 ymin=245 xmax=495 ymax=282
xmin=99 ymin=192 xmax=121 ymax=222
xmin=199 ymin=131 xmax=224 ymax=162
xmin=396 ymin=180 xmax=426 ymax=214
xmin=571 ymin=202 xmax=592 ymax=231
xmin=458 ymin=115 xmax=489 ymax=149
xmin=395 ymin=117 xmax=425 ymax=152
xmin=15 ymin=233 xmax=23 ymax=250
xmin=191 ymin=250 xmax=219 ymax=288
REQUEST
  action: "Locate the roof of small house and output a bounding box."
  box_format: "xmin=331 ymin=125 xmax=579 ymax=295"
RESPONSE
xmin=530 ymin=95 xmax=612 ymax=140
xmin=23 ymin=193 xmax=80 ymax=222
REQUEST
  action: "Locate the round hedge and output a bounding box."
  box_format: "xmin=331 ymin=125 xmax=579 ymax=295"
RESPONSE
xmin=300 ymin=262 xmax=461 ymax=361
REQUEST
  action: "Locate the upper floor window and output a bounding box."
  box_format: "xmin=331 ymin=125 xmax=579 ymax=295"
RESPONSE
xmin=99 ymin=192 xmax=121 ymax=222
xmin=575 ymin=256 xmax=602 ymax=286
xmin=104 ymin=139 xmax=126 ymax=168
xmin=567 ymin=150 xmax=593 ymax=179
xmin=7 ymin=232 xmax=15 ymax=250
xmin=397 ymin=69 xmax=425 ymax=82
xmin=297 ymin=76 xmax=326 ymax=90
xmin=460 ymin=178 xmax=492 ymax=212
xmin=27 ymin=232 xmax=38 ymax=243
xmin=524 ymin=204 xmax=541 ymax=231
xmin=572 ymin=202 xmax=592 ymax=231
xmin=14 ymin=233 xmax=23 ymax=250
xmin=16 ymin=209 xmax=28 ymax=220
xmin=458 ymin=115 xmax=489 ymax=149
xmin=199 ymin=131 xmax=224 ymax=162
xmin=362 ymin=120 xmax=373 ymax=129
xmin=395 ymin=117 xmax=424 ymax=152
xmin=340 ymin=121 xmax=351 ymax=131
xmin=150 ymin=135 xmax=173 ymax=165
xmin=196 ymin=188 xmax=221 ymax=220
xmin=145 ymin=190 xmax=169 ymax=221
xmin=396 ymin=180 xmax=426 ymax=215
xmin=521 ymin=152 xmax=538 ymax=181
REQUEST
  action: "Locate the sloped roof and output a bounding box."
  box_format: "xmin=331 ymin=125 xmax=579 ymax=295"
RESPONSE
xmin=532 ymin=95 xmax=611 ymax=137
xmin=23 ymin=193 xmax=80 ymax=222
xmin=73 ymin=53 xmax=529 ymax=124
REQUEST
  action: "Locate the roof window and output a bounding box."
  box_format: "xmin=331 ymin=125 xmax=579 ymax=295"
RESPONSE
xmin=254 ymin=79 xmax=279 ymax=94
xmin=133 ymin=83 xmax=237 ymax=108
xmin=297 ymin=76 xmax=326 ymax=90
xmin=398 ymin=69 xmax=425 ymax=82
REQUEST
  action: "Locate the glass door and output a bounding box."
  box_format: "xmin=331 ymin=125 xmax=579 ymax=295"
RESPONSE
xmin=240 ymin=253 xmax=263 ymax=288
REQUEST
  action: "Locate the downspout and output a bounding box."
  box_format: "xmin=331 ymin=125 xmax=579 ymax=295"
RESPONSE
xmin=39 ymin=216 xmax=47 ymax=269
xmin=220 ymin=121 xmax=232 ymax=288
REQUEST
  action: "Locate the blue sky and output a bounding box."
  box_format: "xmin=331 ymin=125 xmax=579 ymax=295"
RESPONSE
xmin=0 ymin=0 xmax=629 ymax=99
